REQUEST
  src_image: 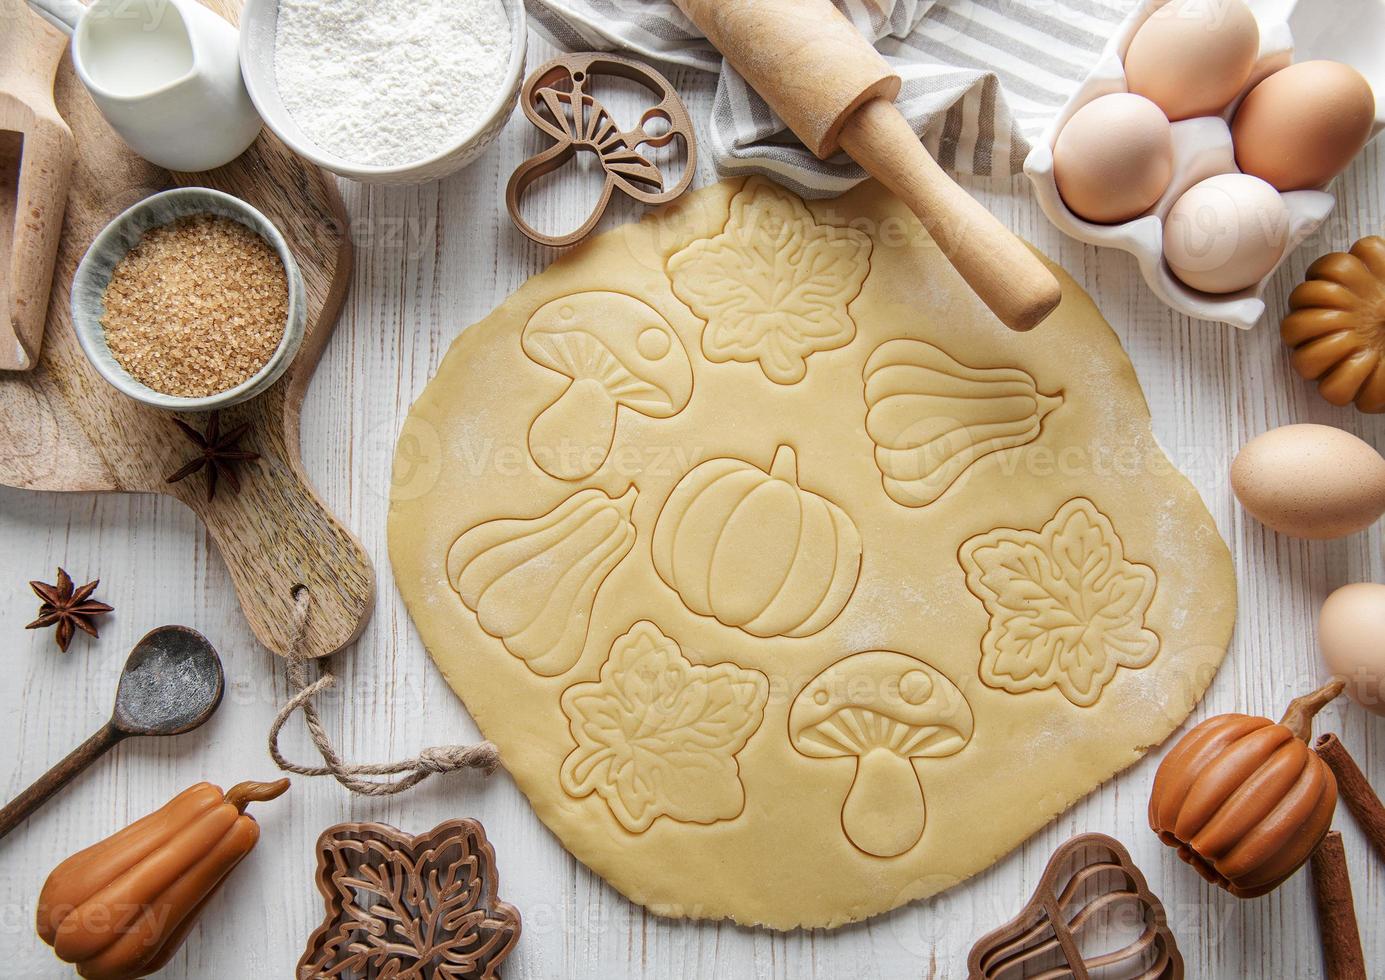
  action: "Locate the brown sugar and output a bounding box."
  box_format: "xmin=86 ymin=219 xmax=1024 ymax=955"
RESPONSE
xmin=101 ymin=214 xmax=289 ymax=397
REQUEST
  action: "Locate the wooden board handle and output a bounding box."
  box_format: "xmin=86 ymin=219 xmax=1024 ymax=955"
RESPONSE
xmin=838 ymin=98 xmax=1061 ymax=332
xmin=176 ymin=434 xmax=373 ymax=660
xmin=0 ymin=0 xmax=75 ymax=371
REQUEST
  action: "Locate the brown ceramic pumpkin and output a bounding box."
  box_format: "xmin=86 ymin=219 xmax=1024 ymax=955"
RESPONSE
xmin=37 ymin=779 xmax=288 ymax=979
xmin=1148 ymin=681 xmax=1342 ymax=898
xmin=1281 ymin=236 xmax=1385 ymax=414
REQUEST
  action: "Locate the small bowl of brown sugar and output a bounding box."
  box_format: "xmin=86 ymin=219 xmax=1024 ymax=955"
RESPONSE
xmin=72 ymin=187 xmax=305 ymax=411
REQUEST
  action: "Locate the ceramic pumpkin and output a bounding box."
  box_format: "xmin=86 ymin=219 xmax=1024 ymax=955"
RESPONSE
xmin=37 ymin=779 xmax=288 ymax=980
xmin=447 ymin=485 xmax=638 ymax=676
xmin=1281 ymin=236 xmax=1385 ymax=414
xmin=652 ymin=445 xmax=861 ymax=637
xmin=1148 ymin=681 xmax=1342 ymax=898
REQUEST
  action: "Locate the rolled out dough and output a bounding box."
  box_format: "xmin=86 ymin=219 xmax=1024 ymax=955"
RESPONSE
xmin=388 ymin=177 xmax=1236 ymax=929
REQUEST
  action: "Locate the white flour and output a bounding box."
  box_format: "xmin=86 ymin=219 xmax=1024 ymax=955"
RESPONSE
xmin=274 ymin=0 xmax=511 ymax=167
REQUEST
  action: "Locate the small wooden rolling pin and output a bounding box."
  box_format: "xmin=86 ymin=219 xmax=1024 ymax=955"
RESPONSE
xmin=673 ymin=0 xmax=1061 ymax=332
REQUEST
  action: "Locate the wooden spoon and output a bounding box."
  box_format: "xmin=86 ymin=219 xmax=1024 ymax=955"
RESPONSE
xmin=0 ymin=626 xmax=225 ymax=841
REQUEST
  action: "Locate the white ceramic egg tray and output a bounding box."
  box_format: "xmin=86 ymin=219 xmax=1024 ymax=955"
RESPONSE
xmin=1024 ymin=0 xmax=1385 ymax=330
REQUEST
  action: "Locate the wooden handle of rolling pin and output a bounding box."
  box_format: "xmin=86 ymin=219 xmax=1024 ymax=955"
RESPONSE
xmin=839 ymin=99 xmax=1060 ymax=331
xmin=673 ymin=0 xmax=1061 ymax=331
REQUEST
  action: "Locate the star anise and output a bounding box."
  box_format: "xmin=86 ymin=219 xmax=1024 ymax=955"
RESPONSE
xmin=165 ymin=412 xmax=260 ymax=502
xmin=27 ymin=568 xmax=115 ymax=652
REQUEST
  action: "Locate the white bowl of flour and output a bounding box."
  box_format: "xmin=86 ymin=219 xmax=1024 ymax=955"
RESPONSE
xmin=239 ymin=0 xmax=526 ymax=183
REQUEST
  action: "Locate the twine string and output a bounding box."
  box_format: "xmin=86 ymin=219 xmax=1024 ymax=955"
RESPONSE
xmin=267 ymin=587 xmax=500 ymax=796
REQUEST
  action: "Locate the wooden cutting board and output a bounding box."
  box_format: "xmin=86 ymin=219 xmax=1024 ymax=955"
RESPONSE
xmin=0 ymin=0 xmax=372 ymax=659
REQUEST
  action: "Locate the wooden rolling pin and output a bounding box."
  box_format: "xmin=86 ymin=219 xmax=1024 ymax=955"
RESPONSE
xmin=674 ymin=0 xmax=1061 ymax=332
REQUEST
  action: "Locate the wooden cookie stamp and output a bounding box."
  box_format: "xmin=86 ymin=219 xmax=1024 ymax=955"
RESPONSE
xmin=505 ymin=52 xmax=696 ymax=247
xmin=968 ymin=833 xmax=1184 ymax=980
xmin=298 ymin=819 xmax=521 ymax=979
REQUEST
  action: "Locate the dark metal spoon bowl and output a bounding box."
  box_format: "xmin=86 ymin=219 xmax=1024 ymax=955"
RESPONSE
xmin=0 ymin=626 xmax=224 ymax=841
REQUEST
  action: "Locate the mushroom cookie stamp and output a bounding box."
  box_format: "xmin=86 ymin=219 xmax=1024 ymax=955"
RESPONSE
xmin=388 ymin=177 xmax=1236 ymax=929
xmin=790 ymin=652 xmax=974 ymax=858
xmin=523 ymin=292 xmax=693 ymax=481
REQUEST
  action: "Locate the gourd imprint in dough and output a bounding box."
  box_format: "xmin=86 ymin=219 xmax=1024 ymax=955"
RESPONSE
xmin=789 ymin=652 xmax=974 ymax=858
xmin=666 ymin=177 xmax=872 ymax=385
xmin=560 ymin=621 xmax=770 ymax=833
xmin=523 ymin=292 xmax=693 ymax=481
xmin=651 ymin=445 xmax=862 ymax=638
xmin=958 ymin=498 xmax=1160 ymax=707
xmin=863 ymin=339 xmax=1063 ymax=508
xmin=447 ymin=486 xmax=638 ymax=676
xmin=389 ymin=176 xmax=1239 ymax=929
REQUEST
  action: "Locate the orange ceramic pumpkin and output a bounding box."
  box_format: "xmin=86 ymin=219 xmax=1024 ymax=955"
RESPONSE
xmin=1149 ymin=682 xmax=1341 ymax=898
xmin=37 ymin=779 xmax=288 ymax=979
xmin=1281 ymin=236 xmax=1385 ymax=414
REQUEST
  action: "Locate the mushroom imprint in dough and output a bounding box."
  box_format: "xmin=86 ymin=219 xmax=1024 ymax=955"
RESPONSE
xmin=789 ymin=652 xmax=974 ymax=858
xmin=523 ymin=292 xmax=693 ymax=481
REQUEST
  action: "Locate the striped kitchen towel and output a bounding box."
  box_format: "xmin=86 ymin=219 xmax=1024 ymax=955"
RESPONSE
xmin=526 ymin=0 xmax=1134 ymax=196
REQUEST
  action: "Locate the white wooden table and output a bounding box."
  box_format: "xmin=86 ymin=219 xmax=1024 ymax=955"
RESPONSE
xmin=3 ymin=32 xmax=1382 ymax=979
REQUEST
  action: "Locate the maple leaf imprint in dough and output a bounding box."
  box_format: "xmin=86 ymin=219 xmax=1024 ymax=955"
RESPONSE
xmin=666 ymin=177 xmax=872 ymax=385
xmin=959 ymin=498 xmax=1160 ymax=707
xmin=560 ymin=621 xmax=769 ymax=832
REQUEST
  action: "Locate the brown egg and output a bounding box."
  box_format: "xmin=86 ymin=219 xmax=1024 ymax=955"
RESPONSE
xmin=1124 ymin=0 xmax=1260 ymax=120
xmin=1163 ymin=174 xmax=1287 ymax=293
xmin=1233 ymin=61 xmax=1376 ymax=190
xmin=1230 ymin=424 xmax=1385 ymax=538
xmin=1054 ymin=93 xmax=1173 ymax=224
xmin=1319 ymin=583 xmax=1385 ymax=716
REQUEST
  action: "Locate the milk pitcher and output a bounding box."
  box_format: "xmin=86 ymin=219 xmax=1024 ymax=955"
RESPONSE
xmin=28 ymin=0 xmax=261 ymax=171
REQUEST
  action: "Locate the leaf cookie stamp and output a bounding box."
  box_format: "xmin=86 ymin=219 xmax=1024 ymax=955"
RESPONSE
xmin=959 ymin=498 xmax=1160 ymax=707
xmin=652 ymin=445 xmax=862 ymax=638
xmin=524 ymin=292 xmax=692 ymax=481
xmin=297 ymin=819 xmax=521 ymax=980
xmin=667 ymin=177 xmax=872 ymax=384
xmin=864 ymin=339 xmax=1062 ymax=507
xmin=560 ymin=621 xmax=769 ymax=833
xmin=448 ymin=486 xmax=637 ymax=676
xmin=790 ymin=652 xmax=974 ymax=858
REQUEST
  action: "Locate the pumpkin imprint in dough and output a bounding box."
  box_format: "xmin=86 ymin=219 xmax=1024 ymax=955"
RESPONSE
xmin=959 ymin=498 xmax=1160 ymax=708
xmin=667 ymin=176 xmax=872 ymax=385
xmin=447 ymin=486 xmax=638 ymax=676
xmin=864 ymin=339 xmax=1063 ymax=508
xmin=390 ymin=177 xmax=1239 ymax=928
xmin=789 ymin=652 xmax=974 ymax=858
xmin=560 ymin=621 xmax=769 ymax=833
xmin=651 ymin=445 xmax=862 ymax=638
xmin=523 ymin=292 xmax=692 ymax=481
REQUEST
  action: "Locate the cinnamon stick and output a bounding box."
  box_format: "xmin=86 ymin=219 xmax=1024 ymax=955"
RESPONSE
xmin=1309 ymin=832 xmax=1366 ymax=980
xmin=1315 ymin=734 xmax=1385 ymax=866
